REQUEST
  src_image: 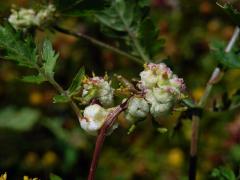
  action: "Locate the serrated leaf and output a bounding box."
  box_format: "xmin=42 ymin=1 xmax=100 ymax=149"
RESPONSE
xmin=211 ymin=40 xmax=240 ymax=69
xmin=50 ymin=173 xmax=62 ymax=180
xmin=22 ymin=74 xmax=46 ymax=84
xmin=0 ymin=23 xmax=37 ymax=68
xmin=217 ymin=3 xmax=240 ymax=26
xmin=96 ymin=0 xmax=137 ymax=32
xmin=68 ymin=67 xmax=85 ymax=95
xmin=42 ymin=39 xmax=59 ymax=76
xmin=53 ymin=94 xmax=69 ymax=103
xmin=0 ymin=107 xmax=40 ymax=131
xmin=138 ymin=18 xmax=165 ymax=58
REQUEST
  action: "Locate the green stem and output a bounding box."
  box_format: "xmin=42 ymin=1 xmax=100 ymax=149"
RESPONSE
xmin=48 ymin=75 xmax=81 ymax=118
xmin=37 ymin=66 xmax=81 ymax=118
xmin=52 ymin=25 xmax=143 ymax=64
xmin=188 ymin=26 xmax=240 ymax=180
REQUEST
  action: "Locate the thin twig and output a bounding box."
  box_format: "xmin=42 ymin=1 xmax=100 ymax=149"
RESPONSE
xmin=87 ymin=98 xmax=130 ymax=180
xmin=37 ymin=66 xmax=81 ymax=118
xmin=188 ymin=26 xmax=240 ymax=180
xmin=52 ymin=25 xmax=143 ymax=64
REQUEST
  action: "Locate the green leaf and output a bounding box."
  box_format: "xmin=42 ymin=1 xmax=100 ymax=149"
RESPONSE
xmin=54 ymin=0 xmax=108 ymax=16
xmin=217 ymin=3 xmax=240 ymax=26
xmin=68 ymin=67 xmax=85 ymax=95
xmin=0 ymin=23 xmax=37 ymax=68
xmin=138 ymin=0 xmax=150 ymax=7
xmin=53 ymin=94 xmax=70 ymax=103
xmin=138 ymin=18 xmax=165 ymax=58
xmin=22 ymin=74 xmax=46 ymax=84
xmin=82 ymin=87 xmax=98 ymax=103
xmin=50 ymin=173 xmax=62 ymax=180
xmin=230 ymin=145 xmax=240 ymax=163
xmin=211 ymin=167 xmax=236 ymax=180
xmin=211 ymin=40 xmax=240 ymax=69
xmin=42 ymin=39 xmax=59 ymax=76
xmin=95 ymin=0 xmax=138 ymax=32
xmin=0 ymin=107 xmax=40 ymax=131
xmin=229 ymin=89 xmax=240 ymax=110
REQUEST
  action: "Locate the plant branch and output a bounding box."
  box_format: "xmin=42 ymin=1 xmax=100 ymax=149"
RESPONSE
xmin=52 ymin=25 xmax=143 ymax=64
xmin=38 ymin=67 xmax=82 ymax=118
xmin=87 ymin=98 xmax=130 ymax=180
xmin=188 ymin=26 xmax=240 ymax=180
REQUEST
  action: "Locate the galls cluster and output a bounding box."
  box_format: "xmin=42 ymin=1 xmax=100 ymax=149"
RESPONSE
xmin=8 ymin=4 xmax=56 ymax=30
xmin=79 ymin=63 xmax=185 ymax=135
xmin=125 ymin=63 xmax=185 ymax=123
xmin=79 ymin=76 xmax=116 ymax=135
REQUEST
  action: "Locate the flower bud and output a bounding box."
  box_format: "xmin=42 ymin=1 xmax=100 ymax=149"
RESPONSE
xmin=82 ymin=76 xmax=114 ymax=107
xmin=79 ymin=104 xmax=118 ymax=135
xmin=139 ymin=63 xmax=186 ymax=118
xmin=125 ymin=97 xmax=149 ymax=123
xmin=139 ymin=70 xmax=158 ymax=89
xmin=150 ymin=101 xmax=173 ymax=118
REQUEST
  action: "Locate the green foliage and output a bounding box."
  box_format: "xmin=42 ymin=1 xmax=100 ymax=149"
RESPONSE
xmin=50 ymin=173 xmax=62 ymax=180
xmin=211 ymin=40 xmax=240 ymax=69
xmin=138 ymin=18 xmax=165 ymax=58
xmin=0 ymin=24 xmax=37 ymax=68
xmin=96 ymin=0 xmax=139 ymax=32
xmin=42 ymin=39 xmax=59 ymax=77
xmin=21 ymin=74 xmax=46 ymax=84
xmin=211 ymin=167 xmax=236 ymax=180
xmin=95 ymin=0 xmax=162 ymax=59
xmin=0 ymin=107 xmax=40 ymax=131
xmin=54 ymin=0 xmax=108 ymax=16
xmin=217 ymin=3 xmax=240 ymax=26
xmin=53 ymin=94 xmax=70 ymax=103
xmin=230 ymin=145 xmax=240 ymax=163
xmin=67 ymin=67 xmax=85 ymax=95
xmin=229 ymin=89 xmax=240 ymax=110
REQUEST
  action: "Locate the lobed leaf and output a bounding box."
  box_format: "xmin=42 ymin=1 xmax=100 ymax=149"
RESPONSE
xmin=42 ymin=39 xmax=59 ymax=77
xmin=68 ymin=67 xmax=85 ymax=95
xmin=211 ymin=40 xmax=240 ymax=69
xmin=0 ymin=23 xmax=37 ymax=68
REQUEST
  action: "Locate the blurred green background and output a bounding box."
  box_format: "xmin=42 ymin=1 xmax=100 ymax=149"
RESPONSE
xmin=1 ymin=0 xmax=240 ymax=179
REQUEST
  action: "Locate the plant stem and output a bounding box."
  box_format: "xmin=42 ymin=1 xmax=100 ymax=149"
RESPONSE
xmin=88 ymin=98 xmax=129 ymax=180
xmin=52 ymin=25 xmax=143 ymax=64
xmin=38 ymin=67 xmax=81 ymax=118
xmin=188 ymin=26 xmax=240 ymax=180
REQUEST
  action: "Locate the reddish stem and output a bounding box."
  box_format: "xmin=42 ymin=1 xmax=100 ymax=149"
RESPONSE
xmin=87 ymin=99 xmax=129 ymax=180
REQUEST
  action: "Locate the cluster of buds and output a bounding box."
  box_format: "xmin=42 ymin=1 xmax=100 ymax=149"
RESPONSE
xmin=8 ymin=4 xmax=56 ymax=30
xmin=79 ymin=64 xmax=185 ymax=135
xmin=125 ymin=63 xmax=185 ymax=123
xmin=140 ymin=63 xmax=185 ymax=118
xmin=79 ymin=76 xmax=115 ymax=135
xmin=82 ymin=76 xmax=114 ymax=107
